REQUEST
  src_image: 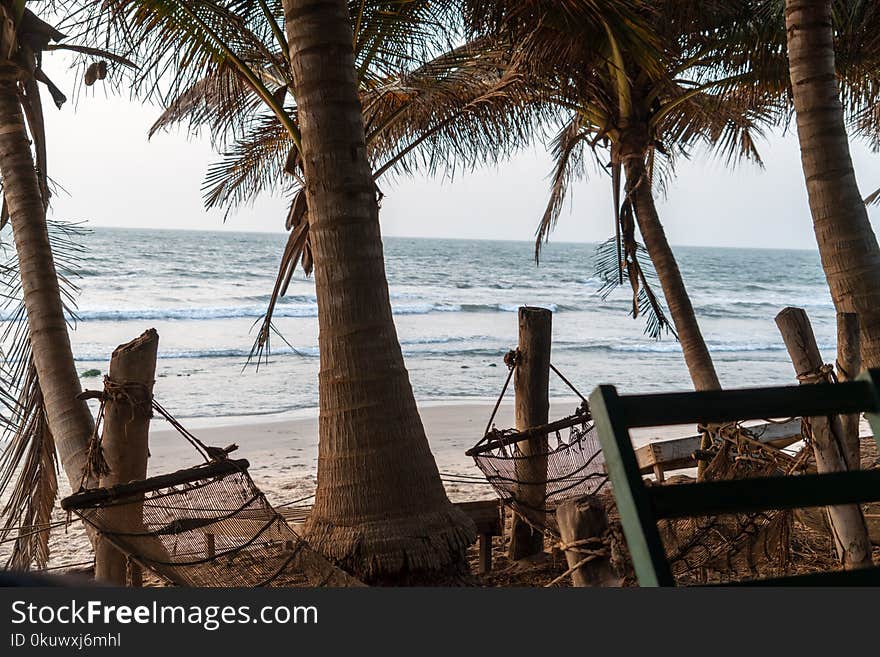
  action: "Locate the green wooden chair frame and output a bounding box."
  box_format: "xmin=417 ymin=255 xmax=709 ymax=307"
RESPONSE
xmin=590 ymin=369 xmax=880 ymax=586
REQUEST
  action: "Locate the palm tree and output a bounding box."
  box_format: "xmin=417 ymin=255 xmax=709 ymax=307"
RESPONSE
xmin=74 ymin=0 xmax=571 ymax=578
xmin=0 ymin=4 xmax=131 ymax=567
xmin=780 ymin=0 xmax=880 ymax=367
xmin=454 ymin=1 xmax=773 ymax=393
xmin=271 ymin=0 xmax=483 ymax=580
xmin=140 ymin=1 xmax=774 ymax=397
xmin=143 ymin=10 xmax=533 ymax=361
xmin=74 ymin=0 xmax=495 ymax=580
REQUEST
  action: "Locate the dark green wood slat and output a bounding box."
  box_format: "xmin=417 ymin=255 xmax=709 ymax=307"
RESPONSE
xmin=861 ymin=371 xmax=880 ymax=452
xmin=648 ymin=469 xmax=880 ymax=519
xmin=590 ymin=369 xmax=880 ymax=586
xmin=616 ymin=380 xmax=878 ymax=428
xmin=724 ymin=566 xmax=880 ymax=587
xmin=589 ymin=385 xmax=675 ymax=587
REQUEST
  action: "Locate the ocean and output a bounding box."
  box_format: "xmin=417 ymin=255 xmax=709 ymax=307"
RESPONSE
xmin=25 ymin=227 xmax=836 ymax=418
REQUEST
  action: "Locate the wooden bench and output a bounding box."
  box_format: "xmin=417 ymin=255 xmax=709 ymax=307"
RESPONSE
xmin=590 ymin=370 xmax=880 ymax=586
xmin=280 ymin=499 xmax=503 ymax=574
xmin=633 ymin=418 xmax=803 ymax=481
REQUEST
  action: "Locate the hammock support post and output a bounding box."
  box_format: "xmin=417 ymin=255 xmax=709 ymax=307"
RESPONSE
xmin=775 ymin=307 xmax=871 ymax=568
xmin=509 ymin=307 xmax=551 ymax=560
xmin=837 ymin=312 xmax=861 ymax=470
xmin=94 ymin=329 xmax=159 ymax=586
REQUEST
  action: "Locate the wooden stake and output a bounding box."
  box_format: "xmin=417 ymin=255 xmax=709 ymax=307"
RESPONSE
xmin=555 ymin=496 xmax=618 ymax=587
xmin=837 ymin=312 xmax=861 ymax=470
xmin=205 ymin=533 xmax=216 ymax=560
xmin=509 ymin=307 xmax=551 ymax=560
xmin=478 ymin=535 xmax=492 ymax=574
xmin=94 ymin=329 xmax=159 ymax=586
xmin=775 ymin=308 xmax=871 ymax=569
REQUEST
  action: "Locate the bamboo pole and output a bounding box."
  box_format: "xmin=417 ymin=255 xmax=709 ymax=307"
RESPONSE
xmin=775 ymin=308 xmax=871 ymax=568
xmin=837 ymin=312 xmax=861 ymax=470
xmin=509 ymin=307 xmax=551 ymax=560
xmin=94 ymin=329 xmax=159 ymax=585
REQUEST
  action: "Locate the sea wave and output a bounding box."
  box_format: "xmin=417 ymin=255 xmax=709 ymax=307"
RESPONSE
xmin=71 ymin=336 xmax=819 ymax=363
xmin=58 ymin=301 xmax=468 ymax=322
xmin=11 ymin=291 xmax=836 ymax=324
xmin=74 ymin=342 xmax=510 ymax=363
xmin=67 ymin=305 xmax=318 ymax=321
xmin=47 ymin=300 xmax=576 ymax=322
xmin=607 ymin=340 xmax=834 ymax=354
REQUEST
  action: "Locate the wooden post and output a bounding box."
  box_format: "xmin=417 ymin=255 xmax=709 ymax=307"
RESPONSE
xmin=509 ymin=307 xmax=551 ymax=560
xmin=94 ymin=329 xmax=159 ymax=586
xmin=652 ymin=464 xmax=666 ymax=483
xmin=837 ymin=312 xmax=861 ymax=470
xmin=205 ymin=533 xmax=216 ymax=560
xmin=478 ymin=534 xmax=492 ymax=574
xmin=555 ymin=496 xmax=618 ymax=587
xmin=775 ymin=308 xmax=871 ymax=568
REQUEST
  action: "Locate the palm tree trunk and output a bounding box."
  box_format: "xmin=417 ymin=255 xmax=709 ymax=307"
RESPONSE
xmin=284 ymin=0 xmax=475 ymax=581
xmin=620 ymin=138 xmax=721 ymax=393
xmin=785 ymin=0 xmax=880 ymax=368
xmin=0 ymin=69 xmax=94 ymax=491
xmin=621 ymin=140 xmax=720 ymax=479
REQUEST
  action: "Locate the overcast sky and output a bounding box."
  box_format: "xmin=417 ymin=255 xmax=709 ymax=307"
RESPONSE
xmin=43 ymin=81 xmax=880 ymax=251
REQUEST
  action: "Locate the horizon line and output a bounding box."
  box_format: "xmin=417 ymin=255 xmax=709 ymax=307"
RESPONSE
xmin=82 ymin=223 xmax=820 ymax=253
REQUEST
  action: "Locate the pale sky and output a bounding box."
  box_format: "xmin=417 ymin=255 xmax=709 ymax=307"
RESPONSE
xmin=43 ymin=79 xmax=880 ymax=250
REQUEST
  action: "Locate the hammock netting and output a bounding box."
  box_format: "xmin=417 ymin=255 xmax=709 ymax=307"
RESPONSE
xmin=61 ymin=459 xmax=358 ymax=587
xmin=470 ymin=405 xmax=607 ymax=536
xmin=659 ymin=423 xmax=804 ymax=583
xmin=470 ymin=359 xmax=806 ymax=583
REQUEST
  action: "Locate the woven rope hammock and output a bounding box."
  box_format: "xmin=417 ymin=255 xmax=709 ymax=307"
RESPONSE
xmin=61 ymin=396 xmax=361 ymax=588
xmin=466 ymin=352 xmax=607 ymax=537
xmin=467 ymin=353 xmax=805 ymax=583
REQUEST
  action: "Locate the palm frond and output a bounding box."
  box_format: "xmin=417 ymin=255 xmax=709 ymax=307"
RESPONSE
xmin=593 ymin=237 xmax=675 ymax=339
xmin=462 ymin=0 xmax=663 ymax=81
xmin=247 ymin=201 xmax=311 ymax=366
xmin=201 ymin=114 xmax=295 ymax=210
xmin=0 ymin=221 xmax=86 ymax=570
xmin=148 ymin=61 xmax=269 ymax=141
xmin=364 ymin=37 xmax=557 ymax=181
xmin=0 ymin=365 xmax=56 ymax=570
xmin=534 ymin=113 xmax=591 ymax=262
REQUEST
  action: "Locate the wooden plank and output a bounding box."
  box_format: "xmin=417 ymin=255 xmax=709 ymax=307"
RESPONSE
xmin=282 ymin=498 xmax=501 ymax=576
xmin=281 ymin=499 xmax=502 ymax=537
xmin=456 ymin=500 xmax=502 ymax=536
xmin=633 ymin=419 xmax=803 ymax=475
xmin=648 ymin=469 xmax=880 ymax=519
xmin=616 ymin=379 xmax=879 ymax=429
xmin=589 ymin=385 xmax=674 ymax=587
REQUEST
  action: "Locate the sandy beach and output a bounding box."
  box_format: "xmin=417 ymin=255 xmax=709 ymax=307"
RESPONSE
xmin=2 ymin=398 xmax=703 ymax=572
